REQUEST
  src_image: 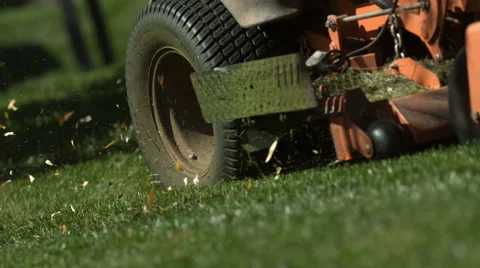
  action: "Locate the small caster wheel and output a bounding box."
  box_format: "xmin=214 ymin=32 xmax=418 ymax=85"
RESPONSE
xmin=448 ymin=47 xmax=478 ymax=144
xmin=366 ymin=120 xmax=406 ymax=159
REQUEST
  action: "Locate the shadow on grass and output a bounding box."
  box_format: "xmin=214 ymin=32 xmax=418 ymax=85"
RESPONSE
xmin=0 ymin=44 xmax=61 ymax=88
xmin=0 ymin=68 xmax=139 ymax=180
xmin=0 ymin=0 xmax=29 ymax=9
xmin=241 ymin=116 xmax=338 ymax=180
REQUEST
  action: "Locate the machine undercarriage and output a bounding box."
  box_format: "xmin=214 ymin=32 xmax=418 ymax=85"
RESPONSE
xmin=126 ymin=0 xmax=480 ymax=187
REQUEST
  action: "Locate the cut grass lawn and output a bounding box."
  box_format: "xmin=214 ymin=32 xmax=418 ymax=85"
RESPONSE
xmin=2 ymin=1 xmax=480 ymax=267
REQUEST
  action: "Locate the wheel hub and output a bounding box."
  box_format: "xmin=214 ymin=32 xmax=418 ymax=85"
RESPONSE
xmin=149 ymin=47 xmax=215 ymax=176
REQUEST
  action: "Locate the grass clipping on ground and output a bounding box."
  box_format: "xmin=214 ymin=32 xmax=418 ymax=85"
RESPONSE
xmin=318 ymin=58 xmax=453 ymax=101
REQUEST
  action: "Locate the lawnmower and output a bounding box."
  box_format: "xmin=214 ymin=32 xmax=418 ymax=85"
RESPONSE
xmin=125 ymin=0 xmax=480 ymax=188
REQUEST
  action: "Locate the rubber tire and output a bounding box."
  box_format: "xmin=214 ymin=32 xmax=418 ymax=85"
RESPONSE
xmin=126 ymin=0 xmax=291 ymax=188
xmin=448 ymin=47 xmax=475 ymax=144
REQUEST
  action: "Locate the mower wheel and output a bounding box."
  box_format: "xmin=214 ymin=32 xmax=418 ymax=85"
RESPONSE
xmin=448 ymin=47 xmax=476 ymax=144
xmin=366 ymin=120 xmax=406 ymax=159
xmin=125 ymin=0 xmax=293 ymax=187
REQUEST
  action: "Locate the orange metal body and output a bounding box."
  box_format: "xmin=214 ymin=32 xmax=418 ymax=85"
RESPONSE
xmin=307 ymin=2 xmax=388 ymax=52
xmin=326 ymin=87 xmax=452 ymax=161
xmin=398 ymin=0 xmax=447 ymax=61
xmin=327 ymin=90 xmax=375 ymax=160
xmin=305 ymin=0 xmax=480 ymax=89
xmin=308 ymin=0 xmax=453 ymax=87
xmin=322 ymin=0 xmax=479 ymax=59
xmin=307 ymin=0 xmax=480 ymax=161
xmin=349 ymin=53 xmax=382 ymax=71
xmin=385 ymin=57 xmax=441 ymax=88
xmin=389 ymin=87 xmax=452 ymax=144
xmin=466 ymin=21 xmax=480 ymax=117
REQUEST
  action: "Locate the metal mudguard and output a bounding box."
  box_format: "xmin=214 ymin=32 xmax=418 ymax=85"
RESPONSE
xmin=190 ymin=53 xmax=319 ymax=123
xmin=149 ymin=0 xmax=303 ymax=28
xmin=219 ymin=0 xmax=302 ymax=28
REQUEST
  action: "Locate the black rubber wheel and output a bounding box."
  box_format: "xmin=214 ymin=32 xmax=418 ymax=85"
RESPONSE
xmin=448 ymin=47 xmax=477 ymax=144
xmin=366 ymin=120 xmax=406 ymax=159
xmin=126 ymin=0 xmax=294 ymax=188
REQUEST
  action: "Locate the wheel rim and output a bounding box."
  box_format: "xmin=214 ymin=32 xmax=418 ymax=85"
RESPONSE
xmin=149 ymin=47 xmax=215 ymax=177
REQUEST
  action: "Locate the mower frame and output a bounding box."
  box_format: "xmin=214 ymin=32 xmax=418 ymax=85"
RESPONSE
xmin=189 ymin=0 xmax=480 ymax=161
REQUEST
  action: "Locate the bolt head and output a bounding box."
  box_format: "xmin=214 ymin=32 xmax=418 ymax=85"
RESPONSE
xmin=325 ymin=18 xmax=336 ymax=31
xmin=365 ymin=144 xmax=372 ymax=155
